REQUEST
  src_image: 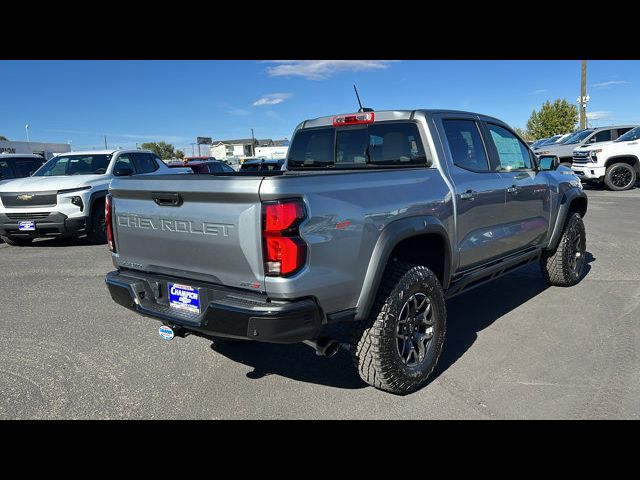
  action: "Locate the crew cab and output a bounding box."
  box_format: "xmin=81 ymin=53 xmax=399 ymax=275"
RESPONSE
xmin=0 ymin=149 xmax=178 ymax=246
xmin=572 ymin=126 xmax=640 ymax=190
xmin=105 ymin=109 xmax=588 ymax=395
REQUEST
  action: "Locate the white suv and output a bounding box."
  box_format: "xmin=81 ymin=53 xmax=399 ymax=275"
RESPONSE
xmin=0 ymin=149 xmax=181 ymax=246
xmin=572 ymin=127 xmax=640 ymax=191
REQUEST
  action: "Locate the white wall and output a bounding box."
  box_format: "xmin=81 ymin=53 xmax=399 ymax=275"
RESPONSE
xmin=0 ymin=141 xmax=71 ymax=159
xmin=255 ymin=146 xmax=289 ymax=160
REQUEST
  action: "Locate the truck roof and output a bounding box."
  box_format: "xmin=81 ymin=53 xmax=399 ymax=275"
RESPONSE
xmin=298 ymin=109 xmax=506 ymax=129
xmin=0 ymin=153 xmax=46 ymax=159
xmin=49 ymin=149 xmax=154 ymax=156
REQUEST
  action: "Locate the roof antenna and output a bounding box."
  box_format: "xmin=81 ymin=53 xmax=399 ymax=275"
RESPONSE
xmin=353 ymin=84 xmax=373 ymax=113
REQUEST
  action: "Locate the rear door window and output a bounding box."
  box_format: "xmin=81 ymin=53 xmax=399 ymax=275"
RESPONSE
xmin=442 ymin=119 xmax=490 ymax=172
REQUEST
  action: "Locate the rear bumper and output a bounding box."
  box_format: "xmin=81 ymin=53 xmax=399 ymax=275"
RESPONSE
xmin=105 ymin=270 xmax=322 ymax=343
xmin=0 ymin=212 xmax=88 ymax=238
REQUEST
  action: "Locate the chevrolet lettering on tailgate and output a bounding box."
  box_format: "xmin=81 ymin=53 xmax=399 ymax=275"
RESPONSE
xmin=117 ymin=214 xmax=233 ymax=236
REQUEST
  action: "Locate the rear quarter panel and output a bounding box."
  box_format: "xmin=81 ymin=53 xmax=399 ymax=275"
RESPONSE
xmin=259 ymin=169 xmax=452 ymax=315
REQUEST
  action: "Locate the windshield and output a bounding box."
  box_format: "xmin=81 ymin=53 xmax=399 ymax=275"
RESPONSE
xmin=33 ymin=154 xmax=112 ymax=176
xmin=560 ymin=130 xmax=593 ymax=145
xmin=539 ymin=135 xmax=562 ymax=146
xmin=615 ymin=127 xmax=640 ymax=142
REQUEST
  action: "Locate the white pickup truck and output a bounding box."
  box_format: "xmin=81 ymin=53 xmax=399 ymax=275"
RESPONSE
xmin=572 ymin=126 xmax=640 ymax=191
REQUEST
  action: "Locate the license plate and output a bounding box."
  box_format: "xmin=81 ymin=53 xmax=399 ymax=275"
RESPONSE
xmin=168 ymin=283 xmax=200 ymax=314
xmin=18 ymin=221 xmax=35 ymax=231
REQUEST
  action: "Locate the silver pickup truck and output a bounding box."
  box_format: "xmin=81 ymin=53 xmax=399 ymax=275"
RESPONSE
xmin=105 ymin=109 xmax=588 ymax=395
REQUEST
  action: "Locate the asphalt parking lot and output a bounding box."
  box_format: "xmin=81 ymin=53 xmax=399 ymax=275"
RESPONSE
xmin=1 ymin=185 xmax=638 ymax=419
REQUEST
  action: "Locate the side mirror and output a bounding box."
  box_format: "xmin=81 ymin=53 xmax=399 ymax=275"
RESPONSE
xmin=538 ymin=155 xmax=559 ymax=171
xmin=114 ymin=166 xmax=134 ymax=177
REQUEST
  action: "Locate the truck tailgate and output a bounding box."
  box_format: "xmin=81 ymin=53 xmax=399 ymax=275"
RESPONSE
xmin=109 ymin=175 xmax=265 ymax=291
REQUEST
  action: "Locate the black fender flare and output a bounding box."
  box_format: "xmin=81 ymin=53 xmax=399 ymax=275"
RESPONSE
xmin=547 ymin=187 xmax=587 ymax=251
xmin=87 ymin=190 xmax=108 ymax=220
xmin=354 ymin=216 xmax=452 ymax=321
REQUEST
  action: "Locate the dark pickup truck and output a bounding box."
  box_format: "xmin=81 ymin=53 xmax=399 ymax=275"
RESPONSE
xmin=105 ymin=109 xmax=587 ymax=394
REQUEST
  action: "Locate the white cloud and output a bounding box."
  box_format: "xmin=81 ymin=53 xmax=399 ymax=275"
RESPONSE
xmin=263 ymin=60 xmax=395 ymax=80
xmin=532 ymin=89 xmax=548 ymax=94
xmin=252 ymin=93 xmax=292 ymax=106
xmin=591 ymin=80 xmax=631 ymax=88
xmin=587 ymin=111 xmax=612 ymax=120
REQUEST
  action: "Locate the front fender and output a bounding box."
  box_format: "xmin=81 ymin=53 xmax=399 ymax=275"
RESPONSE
xmin=547 ymin=186 xmax=587 ymax=251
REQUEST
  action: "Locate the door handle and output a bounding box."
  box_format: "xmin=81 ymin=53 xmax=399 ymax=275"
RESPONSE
xmin=506 ymin=186 xmax=519 ymax=194
xmin=460 ymin=190 xmax=476 ymax=200
xmin=152 ymin=192 xmax=182 ymax=206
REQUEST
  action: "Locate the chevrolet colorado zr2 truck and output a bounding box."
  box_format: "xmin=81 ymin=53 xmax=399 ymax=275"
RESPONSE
xmin=0 ymin=149 xmax=184 ymax=246
xmin=105 ymin=109 xmax=588 ymax=395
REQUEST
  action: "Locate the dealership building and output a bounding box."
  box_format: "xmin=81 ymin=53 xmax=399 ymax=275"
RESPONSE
xmin=0 ymin=140 xmax=71 ymax=159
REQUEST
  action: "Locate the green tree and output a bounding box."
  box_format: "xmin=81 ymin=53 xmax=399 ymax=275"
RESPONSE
xmin=514 ymin=127 xmax=533 ymax=142
xmin=0 ymin=135 xmax=8 ymax=141
xmin=526 ymin=99 xmax=578 ymax=139
xmin=175 ymin=149 xmax=185 ymax=159
xmin=139 ymin=141 xmax=176 ymax=159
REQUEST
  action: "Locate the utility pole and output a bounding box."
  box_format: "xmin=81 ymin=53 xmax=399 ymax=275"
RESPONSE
xmin=251 ymin=128 xmax=255 ymax=157
xmin=579 ymin=60 xmax=589 ymax=129
xmin=104 ymin=135 xmax=108 ymax=149
xmin=190 ymin=143 xmax=196 ymax=156
xmin=25 ymin=124 xmax=30 ymax=143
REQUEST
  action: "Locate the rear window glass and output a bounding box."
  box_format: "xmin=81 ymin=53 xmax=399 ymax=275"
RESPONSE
xmin=287 ymin=122 xmax=427 ymax=169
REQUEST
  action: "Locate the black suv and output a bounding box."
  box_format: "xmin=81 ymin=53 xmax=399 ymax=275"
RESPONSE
xmin=0 ymin=154 xmax=47 ymax=182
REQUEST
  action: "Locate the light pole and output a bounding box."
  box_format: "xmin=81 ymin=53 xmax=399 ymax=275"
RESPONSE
xmin=25 ymin=124 xmax=30 ymax=143
xmin=578 ymin=60 xmax=589 ymax=129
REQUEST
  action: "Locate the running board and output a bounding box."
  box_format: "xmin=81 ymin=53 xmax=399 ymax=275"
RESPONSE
xmin=445 ymin=249 xmax=541 ymax=300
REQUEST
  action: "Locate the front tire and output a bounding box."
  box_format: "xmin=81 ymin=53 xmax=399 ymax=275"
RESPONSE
xmin=541 ymin=212 xmax=586 ymax=287
xmin=604 ymin=163 xmax=636 ymax=191
xmin=350 ymin=262 xmax=446 ymax=395
xmin=1 ymin=236 xmax=33 ymax=246
xmin=86 ymin=201 xmax=107 ymax=244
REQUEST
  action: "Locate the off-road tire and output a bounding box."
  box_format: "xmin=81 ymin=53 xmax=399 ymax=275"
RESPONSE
xmin=604 ymin=162 xmax=636 ymax=191
xmin=350 ymin=262 xmax=446 ymax=395
xmin=1 ymin=236 xmax=33 ymax=246
xmin=541 ymin=212 xmax=586 ymax=287
xmin=86 ymin=201 xmax=107 ymax=244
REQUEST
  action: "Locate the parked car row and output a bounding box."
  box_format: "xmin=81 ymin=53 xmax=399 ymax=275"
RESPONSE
xmin=530 ymin=124 xmax=640 ymax=191
xmin=0 ymin=150 xmax=287 ymax=245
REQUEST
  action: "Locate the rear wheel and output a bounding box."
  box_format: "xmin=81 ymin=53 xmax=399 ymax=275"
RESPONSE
xmin=86 ymin=201 xmax=107 ymax=244
xmin=350 ymin=262 xmax=446 ymax=395
xmin=0 ymin=236 xmax=33 ymax=246
xmin=604 ymin=163 xmax=636 ymax=191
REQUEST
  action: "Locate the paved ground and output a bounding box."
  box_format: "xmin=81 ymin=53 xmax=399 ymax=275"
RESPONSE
xmin=1 ymin=185 xmax=639 ymax=419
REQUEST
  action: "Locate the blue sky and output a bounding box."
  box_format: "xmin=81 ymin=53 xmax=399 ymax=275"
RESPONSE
xmin=1 ymin=60 xmax=638 ymax=152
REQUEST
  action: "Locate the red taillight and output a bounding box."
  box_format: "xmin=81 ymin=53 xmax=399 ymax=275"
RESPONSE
xmin=105 ymin=194 xmax=115 ymax=252
xmin=262 ymin=199 xmax=306 ymax=276
xmin=332 ymin=112 xmax=375 ymax=126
